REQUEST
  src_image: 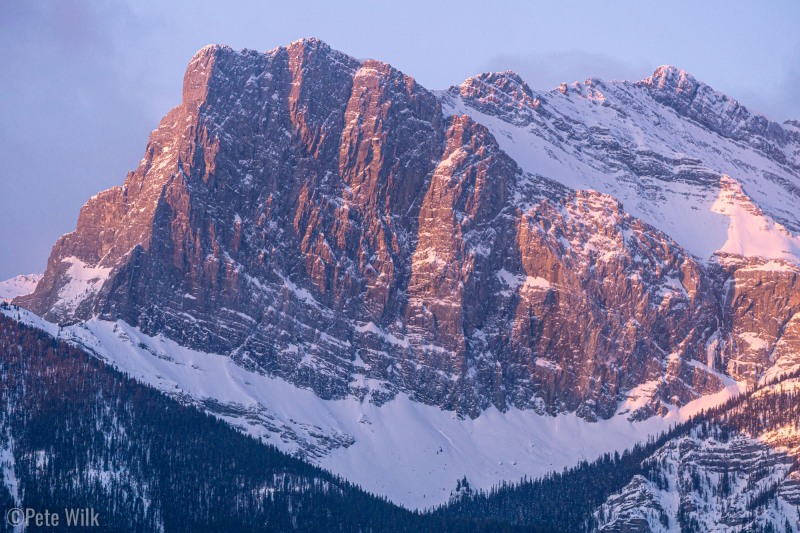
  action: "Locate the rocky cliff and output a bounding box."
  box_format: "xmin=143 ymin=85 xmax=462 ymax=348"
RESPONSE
xmin=16 ymin=39 xmax=800 ymax=422
xmin=594 ymin=376 xmax=800 ymax=532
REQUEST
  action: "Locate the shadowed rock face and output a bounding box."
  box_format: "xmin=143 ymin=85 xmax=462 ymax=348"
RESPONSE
xmin=16 ymin=39 xmax=800 ymax=420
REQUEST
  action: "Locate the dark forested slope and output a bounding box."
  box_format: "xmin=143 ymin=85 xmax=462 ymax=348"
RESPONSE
xmin=0 ymin=312 xmax=525 ymax=532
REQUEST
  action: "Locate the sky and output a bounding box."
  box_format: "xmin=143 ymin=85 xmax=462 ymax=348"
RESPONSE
xmin=1 ymin=0 xmax=798 ymax=280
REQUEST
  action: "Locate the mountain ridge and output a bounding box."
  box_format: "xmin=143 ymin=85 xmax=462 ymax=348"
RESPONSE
xmin=8 ymin=39 xmax=800 ymax=513
xmin=15 ymin=38 xmax=800 ymax=418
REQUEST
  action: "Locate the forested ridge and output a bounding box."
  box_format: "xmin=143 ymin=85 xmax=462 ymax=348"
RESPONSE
xmin=0 ymin=313 xmax=526 ymax=532
xmin=3 ymin=308 xmax=799 ymax=532
xmin=437 ymin=370 xmax=800 ymax=532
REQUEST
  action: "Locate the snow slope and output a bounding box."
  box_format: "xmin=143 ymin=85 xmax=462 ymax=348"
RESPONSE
xmin=711 ymin=175 xmax=800 ymax=261
xmin=442 ymin=69 xmax=800 ymax=263
xmin=52 ymin=257 xmax=112 ymax=316
xmin=1 ymin=306 xmax=746 ymax=509
xmin=0 ymin=274 xmax=41 ymax=303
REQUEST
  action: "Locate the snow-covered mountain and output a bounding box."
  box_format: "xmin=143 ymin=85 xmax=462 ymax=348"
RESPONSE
xmin=6 ymin=38 xmax=800 ymax=520
xmin=442 ymin=67 xmax=800 ymax=262
xmin=594 ymin=376 xmax=800 ymax=532
xmin=0 ymin=273 xmax=41 ymax=303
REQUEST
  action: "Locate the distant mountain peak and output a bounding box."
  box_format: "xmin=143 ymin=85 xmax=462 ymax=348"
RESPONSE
xmin=639 ymin=64 xmax=703 ymax=102
xmin=472 ymin=70 xmax=531 ymax=88
xmin=0 ymin=273 xmax=42 ymax=303
xmin=449 ymin=71 xmax=540 ymax=125
xmin=649 ymin=64 xmax=696 ymax=85
xmin=457 ymin=70 xmax=536 ymax=101
xmin=634 ymin=63 xmax=798 ymax=158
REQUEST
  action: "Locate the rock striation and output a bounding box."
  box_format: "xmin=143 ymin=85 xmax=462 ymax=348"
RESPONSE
xmin=16 ymin=39 xmax=800 ymax=421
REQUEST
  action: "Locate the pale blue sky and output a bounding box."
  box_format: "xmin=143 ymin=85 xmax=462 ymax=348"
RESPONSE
xmin=1 ymin=0 xmax=798 ymax=279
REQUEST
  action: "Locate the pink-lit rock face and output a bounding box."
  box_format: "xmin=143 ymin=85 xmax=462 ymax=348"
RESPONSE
xmin=16 ymin=39 xmax=800 ymax=421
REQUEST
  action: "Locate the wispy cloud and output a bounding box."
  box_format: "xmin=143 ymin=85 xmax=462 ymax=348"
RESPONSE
xmin=738 ymin=51 xmax=800 ymax=122
xmin=480 ymin=51 xmax=652 ymax=92
xmin=0 ymin=2 xmax=173 ymax=279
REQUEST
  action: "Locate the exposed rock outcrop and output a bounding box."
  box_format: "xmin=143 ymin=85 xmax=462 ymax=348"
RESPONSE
xmin=16 ymin=40 xmax=800 ymax=421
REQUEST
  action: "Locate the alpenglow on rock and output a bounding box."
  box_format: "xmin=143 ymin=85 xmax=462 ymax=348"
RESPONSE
xmin=16 ymin=39 xmax=800 ymax=421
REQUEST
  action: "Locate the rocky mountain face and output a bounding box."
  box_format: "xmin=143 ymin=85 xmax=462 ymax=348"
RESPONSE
xmin=596 ymin=433 xmax=799 ymax=531
xmin=15 ymin=39 xmax=800 ymax=423
xmin=594 ymin=376 xmax=800 ymax=532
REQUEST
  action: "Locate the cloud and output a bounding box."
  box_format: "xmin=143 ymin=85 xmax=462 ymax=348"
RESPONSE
xmin=738 ymin=53 xmax=800 ymax=123
xmin=0 ymin=1 xmax=173 ymax=279
xmin=479 ymin=51 xmax=653 ymax=91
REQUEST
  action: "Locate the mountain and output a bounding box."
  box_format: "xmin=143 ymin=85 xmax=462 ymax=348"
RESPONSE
xmin=0 ymin=274 xmax=40 ymax=303
xmin=9 ymin=38 xmax=800 ymax=513
xmin=594 ymin=376 xmax=800 ymax=532
xmin=443 ymin=67 xmax=800 ymax=260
